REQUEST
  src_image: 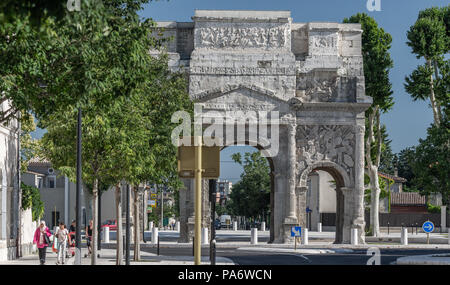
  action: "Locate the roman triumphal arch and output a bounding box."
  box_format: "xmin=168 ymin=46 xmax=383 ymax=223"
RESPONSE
xmin=158 ymin=10 xmax=372 ymax=244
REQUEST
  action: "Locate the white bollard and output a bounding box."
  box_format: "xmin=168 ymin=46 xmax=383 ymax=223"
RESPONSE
xmin=251 ymin=228 xmax=258 ymax=245
xmin=149 ymin=221 xmax=154 ymax=231
xmin=302 ymin=228 xmax=309 ymax=245
xmin=318 ymin=222 xmax=322 ymax=233
xmin=103 ymin=226 xmax=110 ymax=243
xmin=261 ymin=222 xmax=266 ymax=232
xmin=176 ymin=221 xmax=180 ymax=232
xmin=152 ymin=227 xmax=159 ymax=245
xmin=202 ymin=228 xmax=209 ymax=245
xmin=233 ymin=221 xmax=237 ymax=231
xmin=351 ymin=228 xmax=358 ymax=245
xmin=401 ymin=227 xmax=408 ymax=245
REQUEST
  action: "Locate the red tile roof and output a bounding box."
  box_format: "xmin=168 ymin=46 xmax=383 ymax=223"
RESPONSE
xmin=28 ymin=157 xmax=51 ymax=167
xmin=391 ymin=192 xmax=426 ymax=206
xmin=378 ymin=171 xmax=407 ymax=183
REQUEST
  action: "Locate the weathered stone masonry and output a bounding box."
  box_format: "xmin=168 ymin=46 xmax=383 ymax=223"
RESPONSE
xmin=157 ymin=10 xmax=372 ymax=244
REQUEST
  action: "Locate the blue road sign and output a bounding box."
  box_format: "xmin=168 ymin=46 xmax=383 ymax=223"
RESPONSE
xmin=422 ymin=221 xmax=434 ymax=233
xmin=291 ymin=226 xmax=301 ymax=237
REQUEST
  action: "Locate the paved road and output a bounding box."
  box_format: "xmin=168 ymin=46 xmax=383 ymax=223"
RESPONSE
xmin=110 ymin=230 xmax=272 ymax=243
xmin=137 ymin=245 xmax=450 ymax=265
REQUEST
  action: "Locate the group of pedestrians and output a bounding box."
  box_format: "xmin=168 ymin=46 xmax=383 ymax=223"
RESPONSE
xmin=33 ymin=219 xmax=92 ymax=265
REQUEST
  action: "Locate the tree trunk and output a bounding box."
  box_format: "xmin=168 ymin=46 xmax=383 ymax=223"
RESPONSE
xmin=133 ymin=185 xmax=141 ymax=261
xmin=115 ymin=183 xmax=123 ymax=265
xmin=91 ymin=178 xmax=98 ymax=265
xmin=427 ymin=59 xmax=441 ymax=126
xmin=368 ymin=165 xmax=381 ymax=237
xmin=365 ymin=107 xmax=381 ymax=237
xmin=432 ymin=59 xmax=443 ymax=123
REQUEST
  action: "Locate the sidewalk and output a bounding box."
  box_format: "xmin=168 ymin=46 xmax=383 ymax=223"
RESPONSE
xmin=0 ymin=247 xmax=234 ymax=265
xmin=396 ymin=253 xmax=450 ymax=265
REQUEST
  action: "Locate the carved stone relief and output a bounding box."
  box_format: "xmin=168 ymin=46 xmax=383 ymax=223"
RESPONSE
xmin=309 ymin=31 xmax=339 ymax=55
xmin=296 ymin=125 xmax=355 ymax=181
xmin=296 ymin=71 xmax=339 ymax=102
xmin=198 ymin=27 xmax=286 ymax=49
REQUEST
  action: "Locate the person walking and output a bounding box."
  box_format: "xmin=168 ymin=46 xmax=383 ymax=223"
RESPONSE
xmin=33 ymin=221 xmax=52 ymax=265
xmin=55 ymin=222 xmax=68 ymax=264
xmin=85 ymin=220 xmax=93 ymax=257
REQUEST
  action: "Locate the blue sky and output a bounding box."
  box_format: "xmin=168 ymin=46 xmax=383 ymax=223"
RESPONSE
xmin=31 ymin=0 xmax=449 ymax=183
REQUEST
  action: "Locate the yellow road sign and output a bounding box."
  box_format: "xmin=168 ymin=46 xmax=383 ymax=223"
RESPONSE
xmin=177 ymin=137 xmax=220 ymax=178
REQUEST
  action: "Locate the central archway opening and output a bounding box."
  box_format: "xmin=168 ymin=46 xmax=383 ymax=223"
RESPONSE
xmin=218 ymin=144 xmax=275 ymax=243
xmin=304 ymin=166 xmax=347 ymax=244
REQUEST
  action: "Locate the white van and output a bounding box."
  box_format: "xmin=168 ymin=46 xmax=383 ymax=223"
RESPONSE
xmin=219 ymin=215 xmax=232 ymax=229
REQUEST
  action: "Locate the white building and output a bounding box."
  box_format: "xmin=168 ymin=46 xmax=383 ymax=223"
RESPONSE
xmin=217 ymin=179 xmax=232 ymax=205
xmin=22 ymin=159 xmax=119 ymax=230
xmin=0 ymin=101 xmax=21 ymax=261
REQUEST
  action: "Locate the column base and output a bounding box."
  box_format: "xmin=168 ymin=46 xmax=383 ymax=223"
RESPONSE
xmin=282 ymin=218 xmax=299 ymax=244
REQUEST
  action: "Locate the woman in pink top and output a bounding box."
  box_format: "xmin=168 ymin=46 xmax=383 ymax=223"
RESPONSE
xmin=33 ymin=220 xmax=52 ymax=265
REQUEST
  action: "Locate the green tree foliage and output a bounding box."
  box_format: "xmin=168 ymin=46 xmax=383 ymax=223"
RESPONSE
xmin=410 ymin=118 xmax=450 ymax=206
xmin=395 ymin=147 xmax=418 ymax=191
xmin=227 ymin=152 xmax=271 ymax=219
xmin=406 ymin=6 xmax=449 ymax=126
xmin=21 ymin=182 xmax=44 ymax=221
xmin=19 ymin=112 xmax=39 ymax=173
xmin=1 ymin=0 xmax=158 ymax=124
xmin=377 ymin=125 xmax=395 ymax=174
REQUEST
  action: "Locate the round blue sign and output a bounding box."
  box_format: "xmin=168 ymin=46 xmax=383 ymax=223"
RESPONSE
xmin=422 ymin=221 xmax=434 ymax=233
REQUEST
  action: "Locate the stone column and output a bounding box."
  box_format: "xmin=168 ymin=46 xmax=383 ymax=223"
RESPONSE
xmin=273 ymin=172 xmax=284 ymax=243
xmin=296 ymin=187 xmax=307 ymax=229
xmin=286 ymin=122 xmax=297 ymax=220
xmin=179 ymin=178 xmax=194 ymax=243
xmin=341 ymin=187 xmax=353 ymax=244
xmin=353 ymin=123 xmax=366 ymax=244
xmin=283 ymin=122 xmax=298 ymax=243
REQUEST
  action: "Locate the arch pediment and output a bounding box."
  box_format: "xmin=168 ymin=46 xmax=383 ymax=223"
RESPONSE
xmin=192 ymin=84 xmax=291 ymax=114
xmin=193 ymin=84 xmax=284 ymax=102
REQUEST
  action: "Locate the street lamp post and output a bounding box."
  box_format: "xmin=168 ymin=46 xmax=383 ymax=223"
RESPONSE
xmin=209 ymin=179 xmax=217 ymax=265
xmin=160 ymin=186 xmax=164 ymax=229
xmin=75 ymin=107 xmax=82 ymax=265
xmin=125 ymin=184 xmax=130 ymax=265
xmin=142 ymin=189 xmax=147 ymax=243
xmin=98 ymin=191 xmax=102 ymax=252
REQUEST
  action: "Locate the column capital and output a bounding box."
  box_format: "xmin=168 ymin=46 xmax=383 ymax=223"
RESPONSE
xmin=355 ymin=124 xmax=365 ymax=135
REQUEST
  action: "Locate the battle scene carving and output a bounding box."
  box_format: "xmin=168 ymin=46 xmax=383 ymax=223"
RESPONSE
xmin=296 ymin=125 xmax=355 ymax=181
xmin=198 ymin=27 xmax=286 ymax=48
xmin=296 ymin=71 xmax=339 ymax=102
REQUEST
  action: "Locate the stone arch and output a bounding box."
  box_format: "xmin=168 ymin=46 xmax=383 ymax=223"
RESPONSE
xmin=298 ymin=161 xmax=351 ymax=189
xmin=297 ymin=161 xmax=352 ymax=244
xmin=220 ymin=141 xmax=277 ymax=243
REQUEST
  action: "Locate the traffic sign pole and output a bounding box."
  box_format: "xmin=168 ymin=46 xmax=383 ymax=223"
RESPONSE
xmin=194 ymin=136 xmax=202 ymax=265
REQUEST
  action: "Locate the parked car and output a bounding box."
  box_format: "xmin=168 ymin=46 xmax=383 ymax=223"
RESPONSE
xmin=101 ymin=219 xmax=117 ymax=231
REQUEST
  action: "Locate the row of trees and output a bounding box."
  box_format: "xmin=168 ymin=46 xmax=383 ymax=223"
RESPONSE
xmin=400 ymin=6 xmax=449 ymax=207
xmin=1 ymin=0 xmax=192 ymax=264
xmin=380 ymin=6 xmax=449 ymax=208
